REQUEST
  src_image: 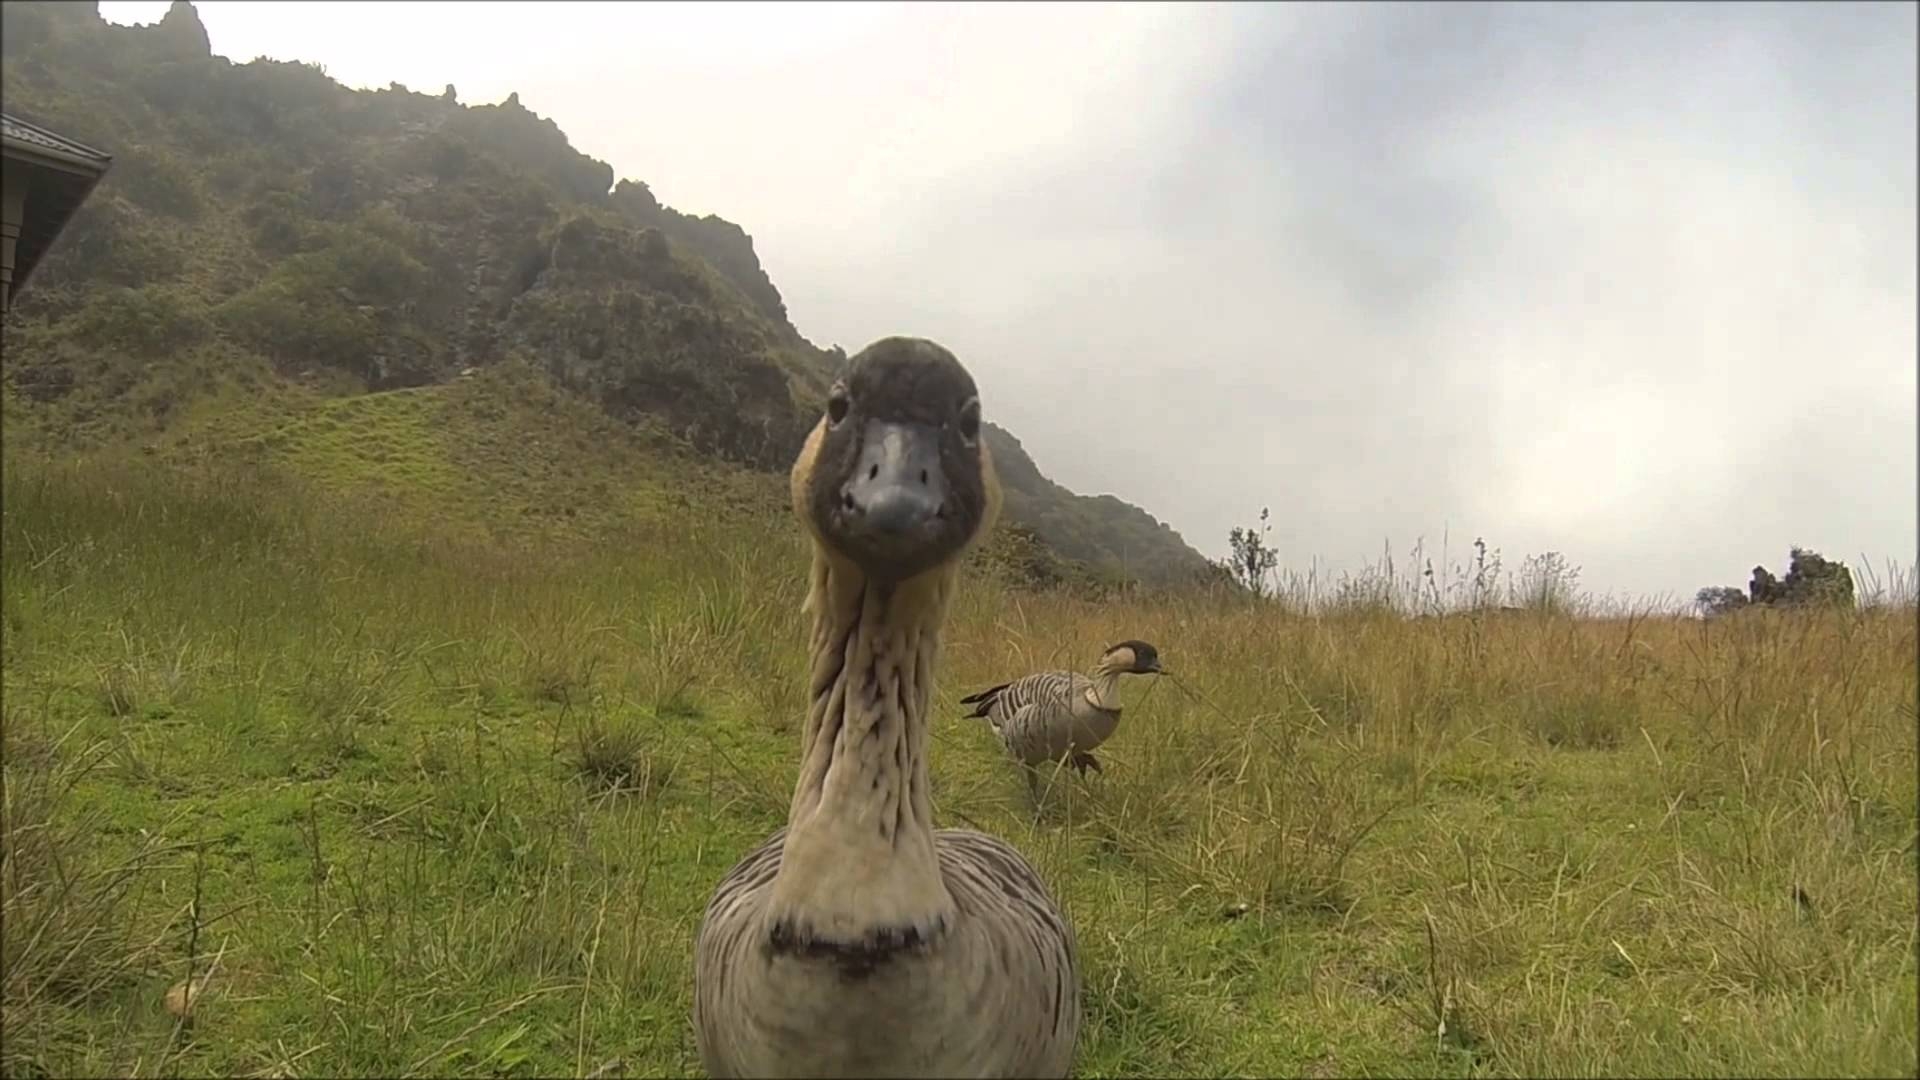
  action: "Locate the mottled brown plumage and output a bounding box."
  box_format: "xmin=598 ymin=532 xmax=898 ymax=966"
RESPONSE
xmin=960 ymin=640 xmax=1162 ymax=780
xmin=692 ymin=337 xmax=1080 ymax=1078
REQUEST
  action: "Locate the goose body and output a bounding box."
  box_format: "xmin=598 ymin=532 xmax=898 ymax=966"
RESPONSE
xmin=696 ymin=825 xmax=1075 ymax=1077
xmin=960 ymin=641 xmax=1161 ymax=775
xmin=692 ymin=338 xmax=1080 ymax=1078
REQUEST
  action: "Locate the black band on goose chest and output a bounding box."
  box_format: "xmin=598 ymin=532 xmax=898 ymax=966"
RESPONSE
xmin=766 ymin=913 xmax=950 ymax=978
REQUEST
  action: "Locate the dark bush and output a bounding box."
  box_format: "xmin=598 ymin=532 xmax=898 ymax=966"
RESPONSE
xmin=1699 ymin=547 xmax=1856 ymax=615
xmin=1695 ymin=586 xmax=1749 ymax=618
xmin=112 ymin=143 xmax=205 ymax=220
xmin=66 ymin=284 xmax=209 ymax=356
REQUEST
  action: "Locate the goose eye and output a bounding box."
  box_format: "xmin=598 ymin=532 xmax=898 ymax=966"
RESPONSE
xmin=958 ymin=397 xmax=980 ymax=441
xmin=827 ymin=389 xmax=850 ymax=425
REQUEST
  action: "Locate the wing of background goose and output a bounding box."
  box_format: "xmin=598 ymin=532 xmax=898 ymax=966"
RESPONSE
xmin=1002 ymin=672 xmax=1076 ymax=719
xmin=997 ymin=703 xmax=1043 ymax=761
xmin=994 ymin=672 xmax=1081 ymax=758
xmin=963 ymin=669 xmax=1076 ymax=721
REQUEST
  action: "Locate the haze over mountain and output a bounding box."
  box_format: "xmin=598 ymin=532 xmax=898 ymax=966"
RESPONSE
xmin=51 ymin=3 xmax=1920 ymax=601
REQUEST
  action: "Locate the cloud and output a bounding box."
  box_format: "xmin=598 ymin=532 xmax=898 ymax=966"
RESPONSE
xmin=99 ymin=1 xmax=1918 ymax=602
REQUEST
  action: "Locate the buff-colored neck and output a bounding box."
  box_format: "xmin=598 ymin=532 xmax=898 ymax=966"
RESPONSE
xmin=788 ymin=546 xmax=954 ymax=832
xmin=765 ymin=544 xmax=959 ymax=942
xmin=1085 ymin=663 xmax=1126 ymax=712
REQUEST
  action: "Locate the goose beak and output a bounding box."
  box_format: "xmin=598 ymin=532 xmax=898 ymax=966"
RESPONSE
xmin=839 ymin=419 xmax=949 ymax=548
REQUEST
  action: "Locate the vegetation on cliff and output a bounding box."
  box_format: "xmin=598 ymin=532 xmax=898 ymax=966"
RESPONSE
xmin=0 ymin=0 xmax=1211 ymax=586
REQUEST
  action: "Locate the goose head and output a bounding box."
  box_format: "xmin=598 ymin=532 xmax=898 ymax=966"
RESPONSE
xmin=792 ymin=336 xmax=1001 ymax=583
xmin=1099 ymin=640 xmax=1163 ymax=676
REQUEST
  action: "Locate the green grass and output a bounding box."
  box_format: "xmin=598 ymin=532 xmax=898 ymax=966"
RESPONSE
xmin=3 ymin=451 xmax=1915 ymax=1079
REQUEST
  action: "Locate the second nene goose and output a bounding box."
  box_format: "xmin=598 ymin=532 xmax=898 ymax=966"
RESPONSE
xmin=692 ymin=337 xmax=1080 ymax=1078
xmin=959 ymin=640 xmax=1163 ymax=779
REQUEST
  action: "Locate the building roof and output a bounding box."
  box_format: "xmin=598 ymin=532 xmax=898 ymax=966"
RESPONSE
xmin=2 ymin=111 xmax=114 ymax=305
xmin=2 ymin=111 xmax=113 ymax=174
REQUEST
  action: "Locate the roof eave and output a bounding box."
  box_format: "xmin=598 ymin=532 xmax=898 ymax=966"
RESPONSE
xmin=2 ymin=134 xmax=113 ymax=179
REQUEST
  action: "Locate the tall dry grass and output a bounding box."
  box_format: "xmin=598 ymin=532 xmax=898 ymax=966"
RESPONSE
xmin=3 ymin=452 xmax=1914 ymax=1077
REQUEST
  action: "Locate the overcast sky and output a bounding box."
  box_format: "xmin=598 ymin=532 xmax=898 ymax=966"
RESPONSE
xmin=101 ymin=1 xmax=1919 ymax=604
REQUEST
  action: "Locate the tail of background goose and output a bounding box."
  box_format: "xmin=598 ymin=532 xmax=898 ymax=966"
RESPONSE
xmin=958 ymin=681 xmax=1012 ymax=720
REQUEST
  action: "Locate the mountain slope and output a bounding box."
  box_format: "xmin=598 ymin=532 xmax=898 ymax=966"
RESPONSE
xmin=0 ymin=0 xmax=1213 ymax=585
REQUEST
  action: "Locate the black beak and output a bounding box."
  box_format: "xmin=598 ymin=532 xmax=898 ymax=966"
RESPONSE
xmin=843 ymin=420 xmax=947 ymax=539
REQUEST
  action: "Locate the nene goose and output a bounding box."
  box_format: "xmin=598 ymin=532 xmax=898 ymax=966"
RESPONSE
xmin=692 ymin=338 xmax=1080 ymax=1079
xmin=959 ymin=640 xmax=1162 ymax=780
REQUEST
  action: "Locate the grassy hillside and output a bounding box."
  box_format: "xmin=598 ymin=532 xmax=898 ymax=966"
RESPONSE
xmin=0 ymin=0 xmax=1213 ymax=586
xmin=3 ymin=453 xmax=1914 ymax=1078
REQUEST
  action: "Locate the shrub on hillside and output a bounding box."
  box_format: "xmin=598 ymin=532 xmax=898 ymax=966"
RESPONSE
xmin=1695 ymin=585 xmax=1749 ymax=618
xmin=215 ymin=281 xmax=364 ymax=374
xmin=112 ymin=143 xmax=206 ymax=221
xmin=1697 ymin=547 xmax=1856 ymax=617
xmin=67 ymin=283 xmax=209 ymax=356
xmin=446 ymin=91 xmax=615 ymax=204
xmin=1755 ymin=547 xmax=1855 ymax=608
xmin=216 ymin=225 xmax=430 ymax=377
xmin=504 ymin=219 xmax=810 ymax=468
xmin=28 ymin=195 xmax=176 ymax=292
xmin=1225 ymin=507 xmax=1279 ymax=598
xmin=243 ymin=190 xmax=318 ymax=257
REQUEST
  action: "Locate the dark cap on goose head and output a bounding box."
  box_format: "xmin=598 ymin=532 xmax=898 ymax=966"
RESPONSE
xmin=792 ymin=337 xmax=1000 ymax=582
xmin=1102 ymin=639 xmax=1162 ymax=674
